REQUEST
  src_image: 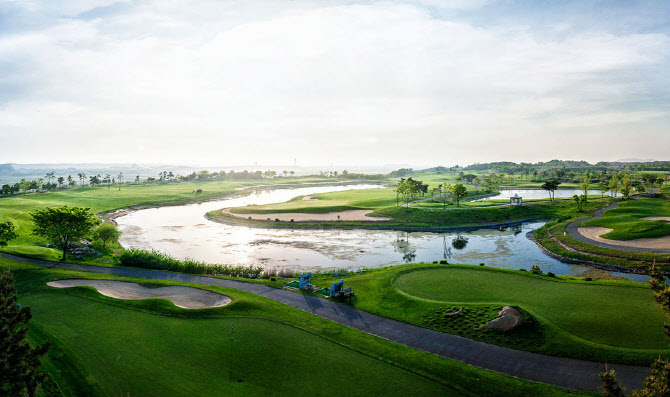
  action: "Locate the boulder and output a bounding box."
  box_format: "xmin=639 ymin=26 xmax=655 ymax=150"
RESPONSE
xmin=480 ymin=306 xmax=524 ymax=331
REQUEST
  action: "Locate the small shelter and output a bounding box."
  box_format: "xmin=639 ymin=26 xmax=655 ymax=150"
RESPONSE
xmin=510 ymin=193 xmax=523 ymax=206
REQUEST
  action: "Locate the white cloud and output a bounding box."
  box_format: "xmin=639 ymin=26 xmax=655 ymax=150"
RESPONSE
xmin=0 ymin=0 xmax=668 ymax=166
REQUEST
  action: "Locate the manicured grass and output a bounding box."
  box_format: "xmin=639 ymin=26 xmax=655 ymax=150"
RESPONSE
xmin=304 ymin=264 xmax=669 ymax=365
xmin=581 ymin=198 xmax=670 ymax=240
xmin=535 ymin=221 xmax=670 ymax=269
xmin=3 ymin=258 xmax=585 ymax=397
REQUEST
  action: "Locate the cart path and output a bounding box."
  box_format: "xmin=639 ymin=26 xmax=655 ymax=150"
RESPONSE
xmin=1 ymin=251 xmax=651 ymax=391
xmin=566 ymin=189 xmax=670 ymax=253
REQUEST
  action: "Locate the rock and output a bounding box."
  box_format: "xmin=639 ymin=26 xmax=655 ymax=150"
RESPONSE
xmin=481 ymin=306 xmax=524 ymax=331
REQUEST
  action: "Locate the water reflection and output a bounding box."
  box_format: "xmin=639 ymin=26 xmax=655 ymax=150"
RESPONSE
xmin=116 ymin=185 xmax=649 ymax=282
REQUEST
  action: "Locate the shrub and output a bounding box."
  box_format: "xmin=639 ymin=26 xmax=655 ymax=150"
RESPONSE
xmin=547 ymin=272 xmax=556 ymax=277
xmin=439 ymin=260 xmax=448 ymax=264
xmin=275 ymin=218 xmax=280 ymax=222
xmin=584 ymin=277 xmax=592 ymax=281
xmin=530 ymin=265 xmax=542 ymax=275
xmin=479 ymin=263 xmax=485 ymax=266
xmin=519 ymin=268 xmax=527 ymax=272
xmin=119 ymin=249 xmax=263 ymax=278
xmin=432 ymin=261 xmax=438 ymax=264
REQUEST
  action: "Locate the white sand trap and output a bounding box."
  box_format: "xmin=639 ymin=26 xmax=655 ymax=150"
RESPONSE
xmin=577 ymin=226 xmax=670 ymax=249
xmin=301 ymin=196 xmax=318 ymax=200
xmin=223 ymin=208 xmax=390 ymax=222
xmin=642 ymin=217 xmax=670 ymax=223
xmin=47 ymin=279 xmax=231 ymax=309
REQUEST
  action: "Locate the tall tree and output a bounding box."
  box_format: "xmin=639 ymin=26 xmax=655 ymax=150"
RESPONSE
xmin=117 ymin=172 xmax=124 ymax=191
xmin=30 ymin=206 xmax=100 ymax=261
xmin=94 ymin=223 xmax=121 ymax=248
xmin=452 ymin=183 xmax=468 ymax=207
xmin=541 ymin=179 xmax=561 ymax=201
xmin=581 ymin=175 xmax=590 ymax=202
xmin=0 ymin=269 xmax=50 ymax=397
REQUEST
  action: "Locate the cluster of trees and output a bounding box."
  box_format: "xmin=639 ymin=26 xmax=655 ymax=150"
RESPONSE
xmin=395 ymin=178 xmax=430 ymax=208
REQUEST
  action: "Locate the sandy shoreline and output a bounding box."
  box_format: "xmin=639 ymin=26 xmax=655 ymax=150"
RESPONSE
xmin=577 ymin=226 xmax=670 ymax=250
xmin=47 ymin=279 xmax=231 ymax=309
xmin=222 ymin=207 xmax=390 ymax=222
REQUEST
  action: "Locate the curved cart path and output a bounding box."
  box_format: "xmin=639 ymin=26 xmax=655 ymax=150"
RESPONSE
xmin=566 ymin=189 xmax=670 ymax=254
xmin=1 ymin=251 xmax=650 ymax=391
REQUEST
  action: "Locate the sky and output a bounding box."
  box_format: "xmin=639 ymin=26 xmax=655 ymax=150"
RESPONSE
xmin=0 ymin=0 xmax=668 ymax=167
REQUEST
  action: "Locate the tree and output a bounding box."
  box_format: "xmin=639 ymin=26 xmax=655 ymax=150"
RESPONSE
xmin=581 ymin=175 xmax=590 ymax=202
xmin=57 ymin=176 xmax=64 ymax=189
xmin=541 ymin=179 xmax=561 ymax=201
xmin=452 ymin=183 xmax=468 ymax=207
xmin=30 ymin=206 xmax=100 ymax=261
xmin=117 ymin=172 xmax=124 ymax=191
xmin=77 ymin=172 xmax=86 ymax=186
xmin=0 ymin=221 xmax=17 ymax=246
xmin=573 ymin=194 xmax=586 ymax=212
xmin=44 ymin=172 xmax=55 ymax=188
xmin=599 ymin=181 xmax=609 ymax=199
xmin=0 ymin=269 xmax=50 ymax=396
xmin=609 ymin=173 xmax=619 ymax=197
xmin=621 ymin=173 xmax=632 ymax=199
xmin=94 ymin=223 xmax=121 ymax=248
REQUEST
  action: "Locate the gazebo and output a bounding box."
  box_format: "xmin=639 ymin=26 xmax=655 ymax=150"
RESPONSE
xmin=510 ymin=193 xmax=523 ymax=206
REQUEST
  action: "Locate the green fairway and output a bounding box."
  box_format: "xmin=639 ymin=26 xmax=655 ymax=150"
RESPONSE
xmin=581 ymin=198 xmax=670 ymax=240
xmin=305 ymin=264 xmax=669 ymax=365
xmin=3 ymin=259 xmax=584 ymax=397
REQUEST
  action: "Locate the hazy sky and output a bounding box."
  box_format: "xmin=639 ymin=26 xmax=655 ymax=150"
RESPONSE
xmin=1 ymin=0 xmax=668 ymax=167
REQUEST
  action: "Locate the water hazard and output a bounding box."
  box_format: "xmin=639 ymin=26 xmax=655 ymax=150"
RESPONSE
xmin=116 ymin=184 xmax=647 ymax=282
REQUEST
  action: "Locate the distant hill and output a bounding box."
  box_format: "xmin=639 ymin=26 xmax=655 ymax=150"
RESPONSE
xmin=615 ymin=158 xmax=657 ymax=163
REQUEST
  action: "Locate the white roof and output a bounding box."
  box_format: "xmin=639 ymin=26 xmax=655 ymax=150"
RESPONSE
xmin=511 ymin=193 xmax=521 ymax=199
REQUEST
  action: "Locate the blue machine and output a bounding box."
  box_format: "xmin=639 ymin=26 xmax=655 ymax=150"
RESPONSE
xmin=329 ymin=279 xmax=344 ymax=297
xmin=299 ymin=272 xmax=313 ymax=289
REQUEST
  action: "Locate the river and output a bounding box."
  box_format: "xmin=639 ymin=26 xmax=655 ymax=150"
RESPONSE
xmin=116 ymin=184 xmax=647 ymax=281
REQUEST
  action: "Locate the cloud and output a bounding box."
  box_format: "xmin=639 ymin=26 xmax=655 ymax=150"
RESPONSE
xmin=0 ymin=0 xmax=668 ymax=165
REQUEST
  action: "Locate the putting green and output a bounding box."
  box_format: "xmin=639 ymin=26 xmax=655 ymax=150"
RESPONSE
xmin=393 ymin=267 xmax=667 ymax=349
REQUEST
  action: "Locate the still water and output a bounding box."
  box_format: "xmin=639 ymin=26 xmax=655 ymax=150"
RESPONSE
xmin=116 ymin=184 xmax=647 ymax=281
xmin=481 ymin=189 xmax=604 ymax=200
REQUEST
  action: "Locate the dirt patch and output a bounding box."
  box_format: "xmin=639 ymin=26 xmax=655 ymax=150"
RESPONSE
xmin=222 ymin=208 xmax=389 ymax=222
xmin=578 ymin=226 xmax=670 ymax=249
xmin=47 ymin=279 xmax=231 ymax=309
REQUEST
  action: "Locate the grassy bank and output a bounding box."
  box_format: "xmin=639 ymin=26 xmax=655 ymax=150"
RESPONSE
xmin=581 ymin=197 xmax=670 ymax=240
xmin=2 ymin=258 xmax=585 ymax=397
xmin=279 ymin=264 xmax=669 ymax=365
xmin=213 ymin=195 xmax=616 ymax=230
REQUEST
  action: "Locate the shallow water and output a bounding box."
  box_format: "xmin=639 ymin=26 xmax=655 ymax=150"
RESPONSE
xmin=481 ymin=189 xmax=605 ymax=200
xmin=116 ymin=184 xmax=648 ymax=282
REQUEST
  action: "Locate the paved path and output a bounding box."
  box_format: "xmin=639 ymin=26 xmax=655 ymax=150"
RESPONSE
xmin=566 ymin=189 xmax=670 ymax=254
xmin=1 ymin=252 xmax=651 ymax=391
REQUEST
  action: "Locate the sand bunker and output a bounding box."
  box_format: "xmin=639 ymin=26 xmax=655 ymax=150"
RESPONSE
xmin=578 ymin=226 xmax=670 ymax=249
xmin=481 ymin=306 xmax=524 ymax=331
xmin=223 ymin=208 xmax=390 ymax=222
xmin=642 ymin=217 xmax=670 ymax=223
xmin=47 ymin=279 xmax=231 ymax=309
xmin=301 ymin=196 xmax=318 ymax=201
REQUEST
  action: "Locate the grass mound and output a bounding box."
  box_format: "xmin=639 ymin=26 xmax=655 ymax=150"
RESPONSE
xmin=422 ymin=305 xmax=544 ymax=350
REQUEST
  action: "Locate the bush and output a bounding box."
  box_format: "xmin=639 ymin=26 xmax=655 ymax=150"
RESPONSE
xmin=439 ymin=260 xmax=448 ymax=264
xmin=479 ymin=263 xmax=485 ymax=266
xmin=119 ymin=249 xmax=263 ymax=278
xmin=546 ymin=272 xmax=556 ymax=277
xmin=584 ymin=277 xmax=592 ymax=281
xmin=519 ymin=268 xmax=527 ymax=272
xmin=530 ymin=265 xmax=542 ymax=275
